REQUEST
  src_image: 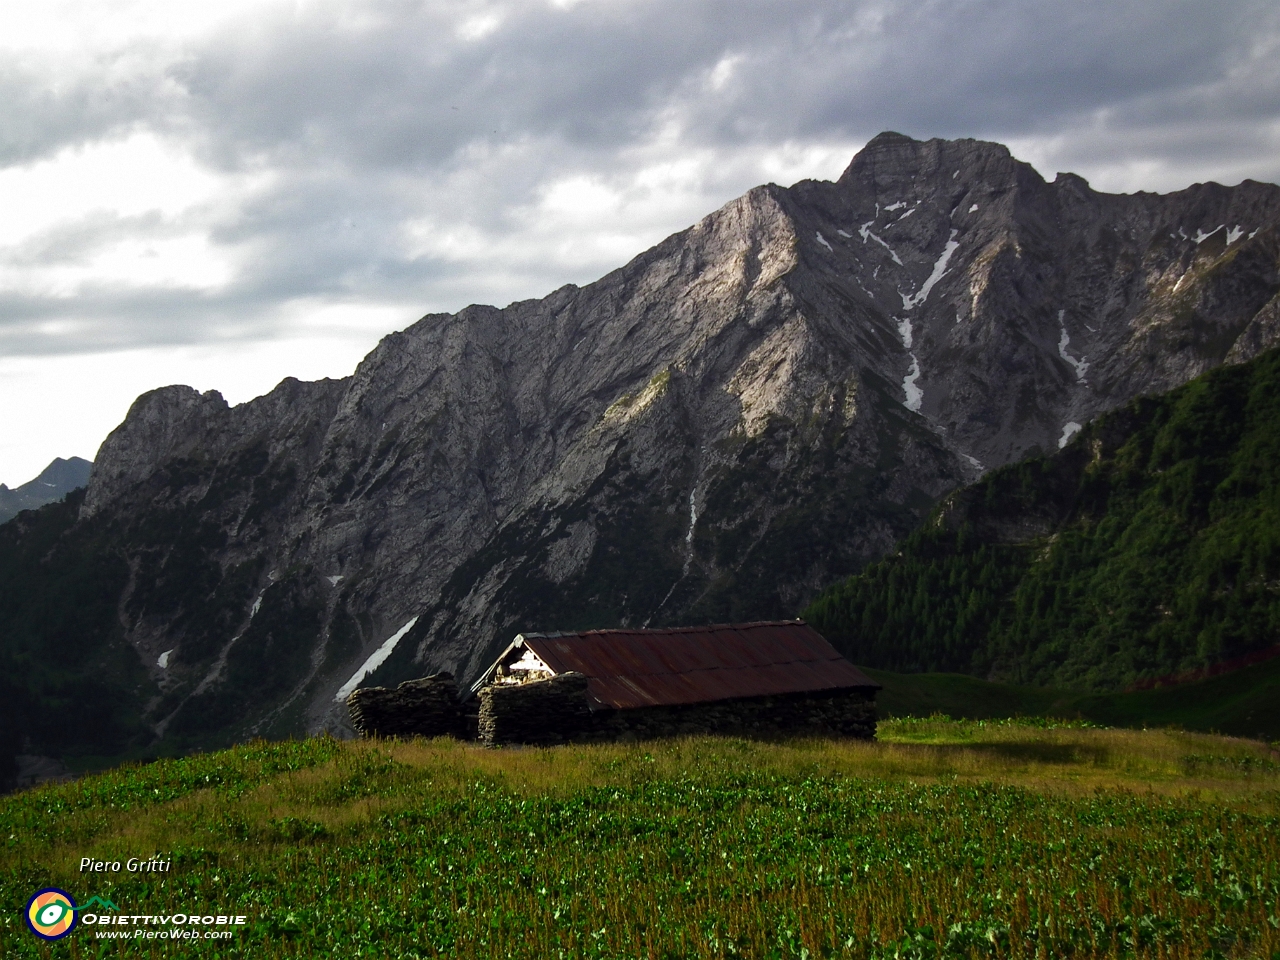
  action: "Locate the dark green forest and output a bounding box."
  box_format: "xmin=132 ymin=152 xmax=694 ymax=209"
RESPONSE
xmin=0 ymin=490 xmax=150 ymax=790
xmin=805 ymin=347 xmax=1280 ymax=691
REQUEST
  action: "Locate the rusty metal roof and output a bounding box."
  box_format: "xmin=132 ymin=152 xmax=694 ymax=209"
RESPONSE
xmin=512 ymin=620 xmax=879 ymax=711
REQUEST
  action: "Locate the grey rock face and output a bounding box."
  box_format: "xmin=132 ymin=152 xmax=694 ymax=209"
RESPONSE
xmin=73 ymin=132 xmax=1280 ymax=743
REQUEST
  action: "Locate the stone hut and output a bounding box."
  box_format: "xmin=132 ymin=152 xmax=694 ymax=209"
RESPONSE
xmin=469 ymin=620 xmax=880 ymax=746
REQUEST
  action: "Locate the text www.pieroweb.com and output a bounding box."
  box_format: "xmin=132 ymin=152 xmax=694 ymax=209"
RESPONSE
xmin=96 ymin=928 xmax=234 ymax=940
xmin=82 ymin=913 xmax=247 ymax=940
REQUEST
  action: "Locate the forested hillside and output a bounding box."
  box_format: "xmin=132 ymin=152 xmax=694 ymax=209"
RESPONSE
xmin=0 ymin=490 xmax=149 ymax=790
xmin=805 ymin=348 xmax=1280 ymax=691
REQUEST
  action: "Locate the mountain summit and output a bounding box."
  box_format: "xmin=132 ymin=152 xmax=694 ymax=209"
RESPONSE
xmin=10 ymin=133 xmax=1280 ymax=752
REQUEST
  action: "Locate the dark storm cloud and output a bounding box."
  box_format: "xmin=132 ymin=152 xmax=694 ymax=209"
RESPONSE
xmin=0 ymin=56 xmax=160 ymax=166
xmin=164 ymin=0 xmax=1277 ymax=167
xmin=2 ymin=0 xmax=1277 ymax=358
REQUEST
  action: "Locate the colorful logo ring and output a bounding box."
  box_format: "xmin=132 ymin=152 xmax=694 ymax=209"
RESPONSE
xmin=26 ymin=887 xmax=78 ymax=941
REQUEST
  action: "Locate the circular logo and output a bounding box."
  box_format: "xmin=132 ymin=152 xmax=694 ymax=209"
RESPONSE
xmin=25 ymin=888 xmax=78 ymax=941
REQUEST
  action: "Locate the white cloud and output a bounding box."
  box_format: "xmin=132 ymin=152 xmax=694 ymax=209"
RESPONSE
xmin=0 ymin=0 xmax=281 ymax=53
xmin=0 ymin=0 xmax=1278 ymax=484
xmin=706 ymin=54 xmax=743 ymax=93
xmin=456 ymin=11 xmax=505 ymax=42
xmin=0 ymin=322 xmax=394 ymax=486
xmin=0 ymin=134 xmax=226 ymax=242
xmin=1 ymin=235 xmax=234 ymax=295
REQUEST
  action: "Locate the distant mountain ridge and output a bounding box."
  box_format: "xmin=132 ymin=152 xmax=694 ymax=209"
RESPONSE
xmin=0 ymin=457 xmax=92 ymax=524
xmin=3 ymin=132 xmax=1280 ymax=761
xmin=805 ymin=346 xmax=1280 ymax=691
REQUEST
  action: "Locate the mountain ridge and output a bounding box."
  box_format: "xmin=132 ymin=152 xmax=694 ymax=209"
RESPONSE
xmin=0 ymin=456 xmax=92 ymax=524
xmin=5 ymin=131 xmax=1280 ymax=757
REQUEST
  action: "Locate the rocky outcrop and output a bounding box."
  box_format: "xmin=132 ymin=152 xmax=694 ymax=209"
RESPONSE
xmin=12 ymin=132 xmax=1278 ymax=755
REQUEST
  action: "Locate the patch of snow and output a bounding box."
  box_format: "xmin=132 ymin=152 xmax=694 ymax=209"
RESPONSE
xmin=1173 ymin=272 xmax=1188 ymax=293
xmin=1178 ymin=227 xmax=1188 ymax=240
xmin=953 ymin=170 xmax=960 ymax=179
xmin=157 ymin=649 xmax=172 ymax=670
xmin=859 ymin=220 xmax=903 ymax=265
xmin=968 ymin=203 xmax=979 ymax=213
xmin=40 ymin=481 xmax=55 ymax=487
xmin=873 ymin=265 xmax=880 ymax=279
xmin=815 ymin=231 xmax=833 ymax=252
xmin=1227 ymin=225 xmax=1244 ymax=245
xmin=963 ymin=454 xmax=984 ymax=471
xmin=956 ymin=311 xmax=964 ymax=325
xmin=326 ymin=575 xmax=344 ymax=587
xmin=902 ymin=355 xmax=923 ymax=412
xmin=1193 ymin=224 xmax=1223 ymax=244
xmin=1058 ymin=422 xmax=1082 ymax=449
xmin=1085 ymin=323 xmax=1097 ymax=333
xmin=1057 ymin=311 xmax=1089 ymax=382
xmin=250 ymin=593 xmax=263 ymax=618
xmin=334 ymin=616 xmax=421 ymax=702
xmin=896 ymin=206 xmax=916 ymax=221
xmin=896 ymin=316 xmax=913 ymax=349
xmin=901 ymin=229 xmax=959 ymax=310
xmin=685 ymin=489 xmax=699 ymax=548
xmin=836 ymin=229 xmax=852 ymax=238
xmin=884 ymin=201 xmax=906 ymax=212
xmin=1249 ymin=229 xmax=1259 ymax=240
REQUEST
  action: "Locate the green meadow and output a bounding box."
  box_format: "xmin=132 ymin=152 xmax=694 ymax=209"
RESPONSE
xmin=3 ymin=721 xmax=1279 ymax=959
xmin=869 ymin=654 xmax=1280 ymax=741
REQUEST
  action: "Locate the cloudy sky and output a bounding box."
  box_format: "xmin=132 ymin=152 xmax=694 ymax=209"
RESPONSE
xmin=2 ymin=0 xmax=1278 ymax=485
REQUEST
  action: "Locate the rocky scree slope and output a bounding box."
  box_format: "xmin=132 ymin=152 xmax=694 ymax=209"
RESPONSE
xmin=15 ymin=131 xmax=1280 ymax=751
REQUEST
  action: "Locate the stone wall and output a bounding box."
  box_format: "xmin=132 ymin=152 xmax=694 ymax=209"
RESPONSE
xmin=475 ymin=674 xmax=877 ymax=746
xmin=352 ymin=669 xmax=878 ymax=746
xmin=346 ymin=673 xmax=464 ymax=738
xmin=477 ymin=672 xmax=593 ymax=746
xmin=590 ymin=689 xmax=877 ymax=744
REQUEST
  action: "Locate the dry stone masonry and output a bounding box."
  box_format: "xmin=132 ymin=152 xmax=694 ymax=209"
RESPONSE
xmin=475 ymin=679 xmax=877 ymax=746
xmin=346 ymin=673 xmax=465 ymax=739
xmin=477 ymin=672 xmax=594 ymax=746
xmin=353 ymin=674 xmax=877 ymax=747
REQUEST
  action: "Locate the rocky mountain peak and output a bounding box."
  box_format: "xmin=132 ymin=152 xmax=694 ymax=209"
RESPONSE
xmin=25 ymin=132 xmax=1280 ymax=750
xmin=837 ymin=132 xmax=1022 ymax=198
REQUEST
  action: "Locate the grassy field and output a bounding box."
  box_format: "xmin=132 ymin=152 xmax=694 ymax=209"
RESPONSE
xmin=3 ymin=722 xmax=1278 ymax=958
xmin=870 ymin=655 xmax=1280 ymax=741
